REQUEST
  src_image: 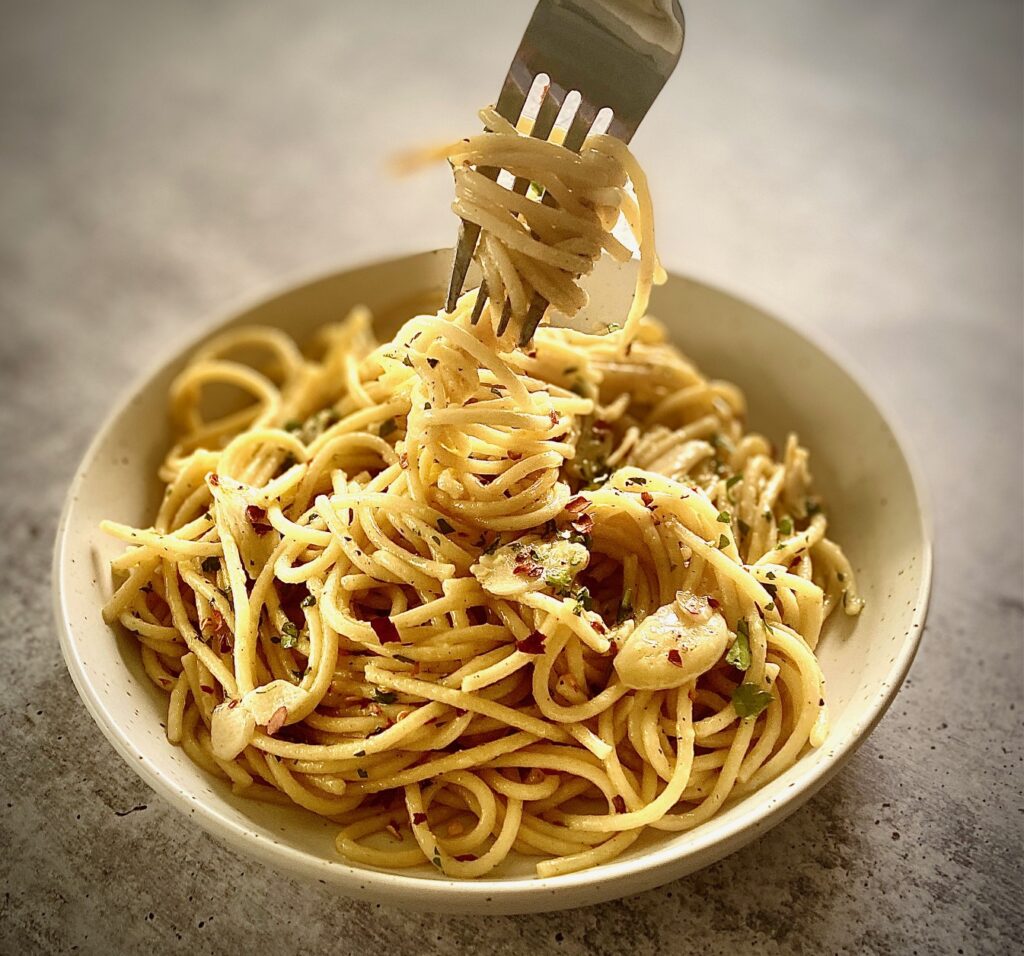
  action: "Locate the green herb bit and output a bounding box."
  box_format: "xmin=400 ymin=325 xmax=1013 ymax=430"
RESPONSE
xmin=725 ymin=475 xmax=743 ymax=490
xmin=778 ymin=516 xmax=794 ymax=536
xmin=283 ymin=420 xmax=302 ymax=432
xmin=572 ymin=586 xmax=593 ymax=615
xmin=726 ymin=620 xmax=752 ymax=671
xmin=718 ymin=534 xmax=730 ymax=549
xmin=280 ymin=622 xmax=299 ymax=648
xmin=482 ymin=535 xmax=502 ymax=556
xmin=300 ymin=594 xmax=316 ymax=608
xmin=379 ymin=418 xmax=397 ymax=438
xmin=436 ymin=517 xmax=455 ymax=534
xmin=606 ymin=322 xmax=621 ymax=333
xmin=732 ymin=683 xmax=773 ymax=718
xmin=616 ymin=588 xmax=634 ymax=624
xmin=393 ymin=654 xmax=415 ymax=664
xmin=544 ymin=568 xmax=574 ymax=596
xmin=372 ymin=689 xmax=398 ymax=705
xmin=717 ymin=511 xmax=731 ymax=524
xmin=766 ymin=570 xmax=776 ymax=580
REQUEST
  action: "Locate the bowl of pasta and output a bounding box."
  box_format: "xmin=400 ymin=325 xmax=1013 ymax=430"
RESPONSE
xmin=54 ymin=246 xmax=930 ymax=913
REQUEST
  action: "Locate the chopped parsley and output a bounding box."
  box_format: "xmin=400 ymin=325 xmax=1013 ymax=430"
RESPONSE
xmin=717 ymin=511 xmax=731 ymax=524
xmin=617 ymin=588 xmax=634 ymax=624
xmin=718 ymin=534 xmax=730 ymax=549
xmin=778 ymin=516 xmax=794 ymax=536
xmin=280 ymin=622 xmax=299 ymax=648
xmin=372 ymin=689 xmax=398 ymax=705
xmin=379 ymin=418 xmax=397 ymax=438
xmin=544 ymin=567 xmax=574 ymax=595
xmin=726 ymin=619 xmax=752 ymax=671
xmin=300 ymin=594 xmax=316 ymax=608
xmin=732 ymin=683 xmax=773 ymax=718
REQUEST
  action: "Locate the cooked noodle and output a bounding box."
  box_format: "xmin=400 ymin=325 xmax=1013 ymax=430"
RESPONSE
xmin=102 ymin=110 xmax=861 ymax=878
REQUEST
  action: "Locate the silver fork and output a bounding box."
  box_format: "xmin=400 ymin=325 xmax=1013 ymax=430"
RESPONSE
xmin=445 ymin=0 xmax=685 ymax=346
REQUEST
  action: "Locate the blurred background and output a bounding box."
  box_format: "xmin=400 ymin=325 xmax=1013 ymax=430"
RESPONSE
xmin=1 ymin=1 xmax=1021 ymax=953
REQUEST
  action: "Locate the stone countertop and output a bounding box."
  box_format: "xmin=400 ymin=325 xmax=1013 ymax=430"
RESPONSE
xmin=1 ymin=1 xmax=1021 ymax=952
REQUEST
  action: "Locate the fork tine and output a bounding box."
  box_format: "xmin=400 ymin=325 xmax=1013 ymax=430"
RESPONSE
xmin=517 ymin=294 xmax=551 ymax=347
xmin=514 ymin=100 xmax=599 ymax=346
xmin=470 ymin=280 xmax=490 ymax=324
xmin=470 ymin=81 xmax=565 ymax=327
xmin=494 ymin=298 xmax=515 ymax=337
xmin=445 ymin=78 xmax=530 ymax=313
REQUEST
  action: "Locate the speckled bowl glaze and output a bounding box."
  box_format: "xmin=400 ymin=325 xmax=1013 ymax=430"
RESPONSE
xmin=54 ymin=250 xmax=931 ymax=914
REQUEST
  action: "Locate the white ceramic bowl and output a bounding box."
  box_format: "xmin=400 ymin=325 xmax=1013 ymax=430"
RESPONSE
xmin=54 ymin=250 xmax=931 ymax=914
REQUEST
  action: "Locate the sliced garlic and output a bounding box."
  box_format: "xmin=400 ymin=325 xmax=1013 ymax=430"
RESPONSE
xmin=471 ymin=535 xmax=589 ymax=598
xmin=613 ymin=591 xmax=730 ymax=689
xmin=210 ymin=702 xmax=256 ymax=761
xmin=241 ymin=679 xmax=311 ymax=725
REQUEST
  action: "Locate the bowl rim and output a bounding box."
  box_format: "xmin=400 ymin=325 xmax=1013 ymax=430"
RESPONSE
xmin=53 ymin=250 xmax=933 ymax=909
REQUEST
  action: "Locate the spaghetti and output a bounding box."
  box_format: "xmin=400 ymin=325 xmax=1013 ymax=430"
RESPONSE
xmin=102 ymin=111 xmax=862 ymax=879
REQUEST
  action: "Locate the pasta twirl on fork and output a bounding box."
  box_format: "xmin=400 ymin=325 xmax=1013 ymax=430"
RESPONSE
xmin=102 ymin=110 xmax=861 ymax=878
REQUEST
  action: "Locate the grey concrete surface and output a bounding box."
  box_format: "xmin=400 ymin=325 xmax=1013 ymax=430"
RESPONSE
xmin=1 ymin=1 xmax=1021 ymax=953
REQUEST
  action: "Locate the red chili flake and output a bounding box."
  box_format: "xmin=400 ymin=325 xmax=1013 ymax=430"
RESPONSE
xmin=641 ymin=491 xmax=655 ymax=508
xmin=454 ymin=854 xmax=477 ymax=862
xmin=508 ymin=451 xmax=522 ymax=461
xmin=571 ymin=512 xmax=594 ymax=534
xmin=412 ymin=812 xmax=428 ymax=825
xmin=516 ymin=631 xmax=546 ymax=654
xmin=667 ymin=649 xmax=684 ymax=667
xmin=265 ymin=706 xmax=288 ymax=735
xmin=789 ymin=557 xmax=802 ymax=570
xmin=513 ymin=561 xmax=543 ymax=579
xmin=245 ymin=505 xmax=272 ymax=536
xmin=565 ymin=495 xmax=589 ymax=514
xmin=207 ymin=473 xmax=220 ymax=487
xmin=612 ymin=795 xmax=627 ymax=813
xmin=399 ymin=452 xmax=409 ymax=469
xmin=681 ymin=597 xmax=702 ymax=616
xmin=370 ymin=617 xmax=401 ymax=644
xmin=549 ymin=410 xmax=559 ymax=427
xmin=465 ymin=397 xmax=478 ymax=405
xmin=227 ymin=699 xmax=240 ymax=709
xmin=707 ymin=597 xmax=720 ymax=609
xmin=592 ymin=621 xmax=607 ymax=634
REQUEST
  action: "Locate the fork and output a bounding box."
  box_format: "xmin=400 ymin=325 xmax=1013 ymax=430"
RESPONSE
xmin=445 ymin=0 xmax=685 ymax=346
